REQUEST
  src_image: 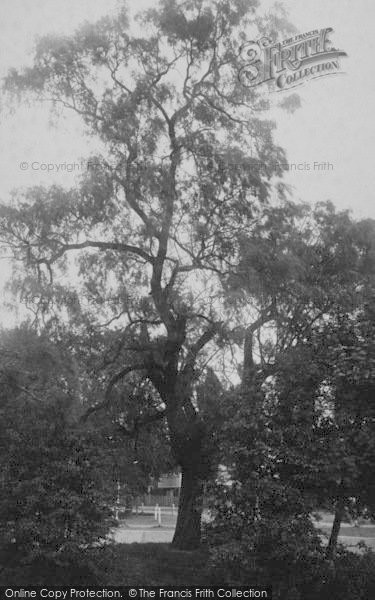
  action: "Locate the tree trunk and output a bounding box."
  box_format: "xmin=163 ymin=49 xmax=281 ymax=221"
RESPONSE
xmin=164 ymin=392 xmax=209 ymax=551
xmin=172 ymin=463 xmax=204 ymax=550
xmin=326 ymin=496 xmax=345 ymax=560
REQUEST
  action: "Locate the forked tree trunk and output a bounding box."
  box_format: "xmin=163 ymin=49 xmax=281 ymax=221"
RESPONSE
xmin=172 ymin=463 xmax=204 ymax=550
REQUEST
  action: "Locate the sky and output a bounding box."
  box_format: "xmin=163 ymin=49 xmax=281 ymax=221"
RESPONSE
xmin=270 ymin=0 xmax=375 ymax=219
xmin=0 ymin=0 xmax=374 ymax=324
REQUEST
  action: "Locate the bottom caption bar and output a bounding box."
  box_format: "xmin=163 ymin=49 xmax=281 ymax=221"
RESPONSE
xmin=0 ymin=587 xmax=272 ymax=600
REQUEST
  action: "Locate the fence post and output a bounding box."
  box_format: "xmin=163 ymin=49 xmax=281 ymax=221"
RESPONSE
xmin=157 ymin=506 xmax=162 ymax=526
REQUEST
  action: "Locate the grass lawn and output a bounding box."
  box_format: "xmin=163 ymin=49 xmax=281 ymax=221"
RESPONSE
xmin=96 ymin=543 xmax=214 ymax=585
xmin=318 ymin=525 xmax=375 ymax=539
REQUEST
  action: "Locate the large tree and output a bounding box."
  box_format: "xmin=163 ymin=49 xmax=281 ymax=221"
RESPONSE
xmin=0 ymin=0 xmax=296 ymax=549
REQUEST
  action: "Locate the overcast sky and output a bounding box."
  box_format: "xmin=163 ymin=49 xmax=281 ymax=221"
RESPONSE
xmin=0 ymin=0 xmax=374 ymax=325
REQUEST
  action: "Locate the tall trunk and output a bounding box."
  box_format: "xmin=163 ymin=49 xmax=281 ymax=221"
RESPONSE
xmin=165 ymin=392 xmax=209 ymax=551
xmin=326 ymin=496 xmax=345 ymax=561
xmin=172 ymin=463 xmax=204 ymax=550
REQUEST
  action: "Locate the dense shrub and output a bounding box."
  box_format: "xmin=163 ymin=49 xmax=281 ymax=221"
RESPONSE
xmin=320 ymin=548 xmax=375 ymax=600
xmin=206 ymin=479 xmax=375 ymax=599
xmin=0 ymin=397 xmax=112 ymax=583
xmin=205 ymin=385 xmax=375 ymax=599
xmin=206 ymin=480 xmax=326 ymax=599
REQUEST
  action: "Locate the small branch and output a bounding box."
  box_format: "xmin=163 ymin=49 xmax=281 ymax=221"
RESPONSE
xmin=80 ymin=363 xmax=146 ymax=422
xmin=111 ymin=166 xmax=158 ymax=236
xmin=0 ymin=377 xmax=41 ymax=404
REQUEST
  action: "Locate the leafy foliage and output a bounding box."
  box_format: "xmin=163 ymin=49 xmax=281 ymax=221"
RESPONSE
xmin=0 ymin=326 xmax=152 ymax=582
xmin=0 ymin=402 xmax=111 ymax=581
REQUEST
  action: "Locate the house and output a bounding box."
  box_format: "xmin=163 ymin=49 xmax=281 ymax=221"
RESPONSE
xmin=156 ymin=472 xmax=181 ymax=500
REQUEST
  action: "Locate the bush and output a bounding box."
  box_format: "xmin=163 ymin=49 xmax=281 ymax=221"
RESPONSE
xmin=206 ymin=479 xmax=375 ymax=599
xmin=0 ymin=398 xmax=112 ymax=582
xmin=206 ymin=480 xmax=326 ymax=599
xmin=320 ymin=547 xmax=375 ymax=600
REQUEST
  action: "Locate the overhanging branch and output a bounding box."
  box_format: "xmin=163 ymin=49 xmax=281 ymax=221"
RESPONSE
xmin=34 ymin=240 xmax=154 ymax=267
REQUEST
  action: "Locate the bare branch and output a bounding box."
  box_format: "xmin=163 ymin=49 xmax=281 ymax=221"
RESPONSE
xmin=33 ymin=239 xmax=154 ymax=267
xmin=242 ymin=302 xmax=277 ymax=387
xmin=110 ymin=162 xmax=158 ymax=235
xmin=80 ymin=363 xmax=146 ymax=422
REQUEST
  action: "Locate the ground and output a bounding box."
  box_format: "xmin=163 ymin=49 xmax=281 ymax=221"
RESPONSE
xmin=111 ymin=509 xmax=375 ymax=551
xmin=4 ymin=510 xmax=375 ymax=586
xmin=99 ymin=544 xmax=212 ymax=585
xmin=91 ymin=510 xmax=375 ymax=586
xmin=2 ymin=511 xmax=375 ymax=586
xmin=110 ymin=512 xmax=176 ymax=544
xmin=0 ymin=544 xmax=212 ymax=586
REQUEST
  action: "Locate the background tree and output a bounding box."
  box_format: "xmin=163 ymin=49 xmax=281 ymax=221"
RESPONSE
xmin=0 ymin=326 xmax=112 ymax=582
xmin=205 ymin=211 xmax=375 ymax=596
xmin=0 ymin=324 xmax=176 ymax=581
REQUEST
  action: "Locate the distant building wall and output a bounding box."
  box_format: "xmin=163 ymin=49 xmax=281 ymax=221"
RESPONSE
xmin=157 ymin=472 xmax=181 ymax=489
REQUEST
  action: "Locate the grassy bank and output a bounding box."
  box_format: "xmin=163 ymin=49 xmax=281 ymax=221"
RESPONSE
xmin=0 ymin=543 xmax=213 ymax=586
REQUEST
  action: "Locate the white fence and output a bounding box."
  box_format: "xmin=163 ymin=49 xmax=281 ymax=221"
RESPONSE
xmin=111 ymin=502 xmax=178 ymax=525
xmin=137 ymin=503 xmax=178 ymax=516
